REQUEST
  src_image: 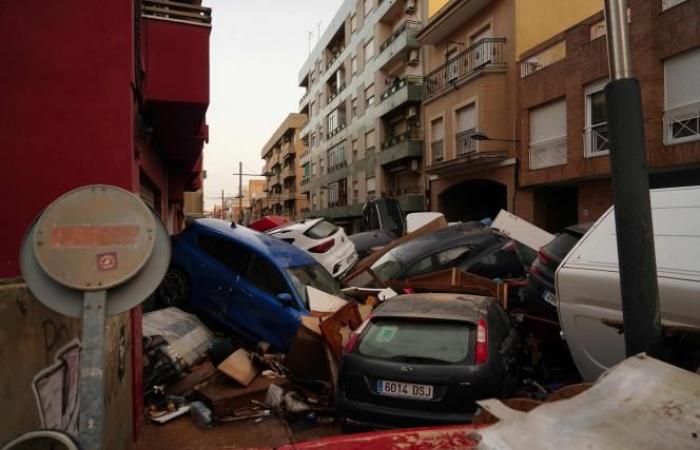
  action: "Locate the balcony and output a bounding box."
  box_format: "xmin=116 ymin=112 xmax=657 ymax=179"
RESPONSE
xmin=455 ymin=128 xmax=478 ymax=156
xmin=328 ymin=160 xmax=348 ymax=173
xmin=299 ymin=90 xmax=309 ymax=107
xmin=431 ymin=139 xmax=444 ymax=162
xmin=389 ymin=186 xmax=424 ymax=213
xmin=327 ymin=122 xmax=347 ymax=139
xmin=141 ymin=0 xmax=211 ymax=163
xmin=375 ymin=77 xmax=422 ymax=118
xmin=584 ymin=123 xmax=610 ymax=157
xmin=520 ymin=40 xmax=566 ymax=78
xmin=424 ymin=38 xmax=507 ymax=102
xmin=376 ymin=137 xmax=423 ymax=167
xmin=282 ymin=165 xmax=295 ymax=180
xmin=529 ymin=136 xmax=568 ymax=170
xmin=375 ymin=20 xmax=421 ymax=70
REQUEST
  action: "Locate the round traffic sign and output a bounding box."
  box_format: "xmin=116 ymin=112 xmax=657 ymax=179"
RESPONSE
xmin=32 ymin=185 xmax=156 ymax=291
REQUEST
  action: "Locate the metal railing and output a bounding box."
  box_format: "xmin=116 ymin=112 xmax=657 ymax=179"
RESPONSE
xmin=584 ymin=122 xmax=610 ymax=157
xmin=379 ymin=20 xmax=421 ymax=53
xmin=431 ymin=139 xmax=444 ymax=163
xmin=328 ymin=160 xmax=348 ymax=173
xmin=663 ymin=102 xmax=700 ymax=145
xmin=455 ymin=128 xmax=478 ymax=156
xmin=142 ymin=0 xmax=212 ymax=25
xmin=529 ymin=135 xmax=567 ymax=169
xmin=381 ymin=130 xmax=422 ymax=149
xmin=389 ymin=186 xmax=422 ymax=196
xmin=520 ymin=40 xmax=566 ymax=78
xmin=424 ymin=38 xmax=506 ymax=101
xmin=380 ymin=76 xmax=422 ymax=102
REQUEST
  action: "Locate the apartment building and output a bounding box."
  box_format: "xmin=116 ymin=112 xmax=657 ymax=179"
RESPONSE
xmin=298 ymin=0 xmax=426 ymax=232
xmin=247 ymin=179 xmax=268 ymax=222
xmin=261 ymin=113 xmax=308 ymax=221
xmin=517 ymin=0 xmax=700 ymax=231
xmin=419 ymin=0 xmax=517 ymax=222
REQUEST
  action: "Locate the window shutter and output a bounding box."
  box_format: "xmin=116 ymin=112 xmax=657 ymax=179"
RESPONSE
xmin=665 ymin=48 xmax=700 ymax=110
xmin=530 ymin=98 xmax=567 ymax=143
xmin=456 ymin=104 xmax=476 ymax=132
xmin=431 ymin=117 xmax=444 ymax=140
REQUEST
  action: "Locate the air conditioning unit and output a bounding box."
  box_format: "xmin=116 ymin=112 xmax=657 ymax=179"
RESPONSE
xmin=408 ymin=49 xmax=419 ymax=66
xmin=406 ymin=105 xmax=418 ymax=118
xmin=405 ymin=0 xmax=417 ymax=14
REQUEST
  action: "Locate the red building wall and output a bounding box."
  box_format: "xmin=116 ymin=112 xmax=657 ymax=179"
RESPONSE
xmin=0 ymin=0 xmax=137 ymax=277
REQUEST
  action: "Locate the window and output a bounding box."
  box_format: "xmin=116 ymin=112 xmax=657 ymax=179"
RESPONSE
xmin=351 ymin=56 xmax=358 ymax=75
xmin=305 ymin=220 xmax=339 ymax=239
xmin=364 ymin=0 xmax=373 ymax=17
xmin=351 ymin=14 xmax=357 ymax=33
xmin=470 ymin=25 xmax=492 ymax=44
xmin=366 ymin=175 xmax=376 ymax=198
xmin=455 ymin=104 xmax=477 ymax=156
xmin=584 ymin=78 xmax=610 ymax=157
xmin=303 ymin=162 xmax=311 ymax=178
xmin=310 ymin=132 xmax=316 ymax=148
xmin=352 ymin=139 xmax=359 ymax=161
xmin=327 ymin=107 xmax=345 ymax=134
xmin=664 ymin=47 xmax=700 ymax=144
xmin=310 ymin=101 xmax=316 ymax=117
xmin=285 ymin=264 xmax=345 ymax=309
xmin=351 ymin=97 xmax=358 ymax=118
xmin=197 ymin=234 xmax=251 ymax=275
xmin=246 ymin=255 xmax=289 ymax=297
xmin=529 ymin=98 xmax=567 ymax=169
xmin=365 ymin=83 xmax=375 ymax=107
xmin=430 ymin=117 xmax=444 ymax=162
xmin=364 ymin=38 xmax=374 ymax=63
xmin=327 ymin=142 xmax=347 ymax=171
xmin=662 ymin=0 xmax=687 ymax=11
xmin=365 ymin=129 xmax=376 ymax=153
xmin=352 ymin=180 xmax=359 ymax=203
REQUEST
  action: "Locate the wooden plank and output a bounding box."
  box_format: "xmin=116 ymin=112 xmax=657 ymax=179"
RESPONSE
xmin=217 ymin=349 xmax=257 ymax=387
xmin=342 ymin=215 xmax=447 ymax=285
xmin=196 ymin=375 xmax=286 ymax=418
xmin=319 ymin=302 xmax=363 ymax=360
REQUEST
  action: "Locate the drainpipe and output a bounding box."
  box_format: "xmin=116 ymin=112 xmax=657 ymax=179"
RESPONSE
xmin=603 ymin=0 xmax=662 ymax=358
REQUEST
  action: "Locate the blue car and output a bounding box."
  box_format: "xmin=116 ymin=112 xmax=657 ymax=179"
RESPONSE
xmin=156 ymin=219 xmax=346 ymax=352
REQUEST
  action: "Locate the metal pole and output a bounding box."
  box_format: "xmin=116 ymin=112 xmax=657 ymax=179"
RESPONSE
xmin=79 ymin=290 xmax=107 ymax=450
xmin=238 ymin=161 xmax=243 ymax=223
xmin=221 ymin=189 xmax=225 ymax=219
xmin=603 ymin=0 xmax=662 ymax=358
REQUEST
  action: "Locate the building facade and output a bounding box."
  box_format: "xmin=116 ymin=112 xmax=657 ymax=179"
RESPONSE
xmin=298 ymin=0 xmax=427 ymax=232
xmin=0 ymin=0 xmax=211 ymax=441
xmin=261 ymin=113 xmax=308 ymax=220
xmin=516 ymin=0 xmax=700 ymax=231
xmin=419 ymin=0 xmax=518 ymax=222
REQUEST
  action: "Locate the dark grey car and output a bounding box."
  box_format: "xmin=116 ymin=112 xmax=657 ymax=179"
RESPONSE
xmin=336 ymin=293 xmax=518 ymax=430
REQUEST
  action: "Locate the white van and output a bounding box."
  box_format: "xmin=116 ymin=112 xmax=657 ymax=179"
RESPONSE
xmin=556 ymin=186 xmax=700 ymax=381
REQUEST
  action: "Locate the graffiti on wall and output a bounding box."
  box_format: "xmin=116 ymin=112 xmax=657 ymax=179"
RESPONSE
xmin=31 ymin=339 xmax=81 ymax=436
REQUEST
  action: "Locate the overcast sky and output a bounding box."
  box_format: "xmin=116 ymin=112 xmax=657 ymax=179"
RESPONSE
xmin=203 ymin=0 xmax=343 ymax=208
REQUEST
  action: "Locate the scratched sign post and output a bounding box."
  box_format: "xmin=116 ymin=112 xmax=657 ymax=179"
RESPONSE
xmin=20 ymin=185 xmax=171 ymax=450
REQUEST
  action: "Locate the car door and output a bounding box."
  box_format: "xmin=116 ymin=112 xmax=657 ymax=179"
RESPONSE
xmin=233 ymin=255 xmax=302 ymax=351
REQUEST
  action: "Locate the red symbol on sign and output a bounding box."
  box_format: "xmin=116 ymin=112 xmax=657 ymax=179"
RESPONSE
xmin=97 ymin=252 xmax=118 ymax=271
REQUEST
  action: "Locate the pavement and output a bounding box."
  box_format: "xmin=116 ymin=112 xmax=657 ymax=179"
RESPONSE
xmin=129 ymin=415 xmax=342 ymax=450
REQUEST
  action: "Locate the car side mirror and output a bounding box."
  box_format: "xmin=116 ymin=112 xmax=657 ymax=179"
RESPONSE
xmin=276 ymin=293 xmax=295 ymax=307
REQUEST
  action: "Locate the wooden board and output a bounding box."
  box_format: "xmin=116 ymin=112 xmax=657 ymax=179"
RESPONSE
xmin=196 ymin=374 xmax=286 ymax=418
xmin=217 ymin=348 xmax=257 ymax=387
xmin=319 ymin=302 xmax=363 ymax=360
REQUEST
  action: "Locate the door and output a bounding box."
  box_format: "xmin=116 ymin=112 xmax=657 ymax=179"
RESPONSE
xmin=233 ymin=255 xmax=301 ymax=351
xmin=195 ymin=233 xmax=251 ymax=319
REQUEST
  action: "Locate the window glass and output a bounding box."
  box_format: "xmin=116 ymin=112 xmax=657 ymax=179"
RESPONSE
xmin=364 ymin=39 xmax=374 ymax=62
xmin=246 ymin=255 xmax=289 ymax=296
xmin=359 ymin=319 xmax=470 ymax=363
xmin=285 ymin=264 xmax=346 ymax=309
xmin=305 ymin=220 xmax=339 ymax=239
xmin=590 ymin=91 xmax=607 ymax=125
xmin=197 ymin=233 xmax=251 ymax=275
xmin=371 ymin=252 xmax=404 ymax=281
xmin=402 ymin=255 xmax=434 ymax=278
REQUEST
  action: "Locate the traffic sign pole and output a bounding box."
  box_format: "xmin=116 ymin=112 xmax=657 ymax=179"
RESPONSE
xmin=79 ymin=290 xmax=107 ymax=450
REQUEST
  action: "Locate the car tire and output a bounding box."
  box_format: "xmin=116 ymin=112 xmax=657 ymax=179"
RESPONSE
xmin=156 ymin=267 xmax=189 ymax=308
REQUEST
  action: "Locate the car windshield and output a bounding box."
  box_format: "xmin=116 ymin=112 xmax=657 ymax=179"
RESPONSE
xmin=285 ymin=264 xmax=346 ymax=309
xmin=358 ymin=319 xmax=471 ymax=364
xmin=370 ymin=251 xmax=405 ymax=282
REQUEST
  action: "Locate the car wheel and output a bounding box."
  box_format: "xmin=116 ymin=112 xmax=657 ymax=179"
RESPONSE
xmin=156 ymin=267 xmax=189 ymax=307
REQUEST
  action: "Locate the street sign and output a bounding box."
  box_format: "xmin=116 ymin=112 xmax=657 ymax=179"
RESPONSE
xmin=19 ymin=184 xmax=171 ymax=450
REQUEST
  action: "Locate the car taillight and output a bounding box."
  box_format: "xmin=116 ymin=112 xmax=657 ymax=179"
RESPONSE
xmin=502 ymin=241 xmax=516 ymax=253
xmin=538 ymin=248 xmax=551 ymax=264
xmin=475 ymin=319 xmax=488 ymax=365
xmin=344 ymin=315 xmax=372 ymax=353
xmin=308 ymin=238 xmax=335 ymax=253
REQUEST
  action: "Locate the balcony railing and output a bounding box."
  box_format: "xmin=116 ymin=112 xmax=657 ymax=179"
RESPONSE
xmin=381 ymin=130 xmax=421 ymax=149
xmin=584 ymin=122 xmax=610 ymax=157
xmin=379 ymin=20 xmax=421 ymax=53
xmin=380 ymin=76 xmax=422 ymax=102
xmin=328 ymin=199 xmax=348 ymax=208
xmin=299 ymin=90 xmax=309 ymax=106
xmin=142 ymin=0 xmax=212 ymax=25
xmin=328 ymin=160 xmax=348 ymax=173
xmin=327 ymin=122 xmax=347 ymax=139
xmin=431 ymin=139 xmax=444 ymax=163
xmin=301 ymin=177 xmax=311 ymax=186
xmin=455 ymin=128 xmax=477 ymax=156
xmin=664 ymin=102 xmax=700 ymax=145
xmin=529 ymin=135 xmax=567 ymax=170
xmin=327 ymin=83 xmax=347 ymax=104
xmin=424 ymin=38 xmax=506 ymax=101
xmin=326 ymin=45 xmax=346 ymax=69
xmin=520 ymin=40 xmax=566 ymax=78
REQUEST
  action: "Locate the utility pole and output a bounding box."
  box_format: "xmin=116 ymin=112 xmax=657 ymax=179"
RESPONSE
xmin=221 ymin=189 xmax=225 ymax=220
xmin=238 ymin=161 xmax=243 ymax=224
xmin=603 ymin=0 xmax=662 ymax=358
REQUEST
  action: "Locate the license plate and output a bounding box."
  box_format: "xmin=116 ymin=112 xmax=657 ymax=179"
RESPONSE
xmin=377 ymin=380 xmax=433 ymax=400
xmin=542 ymin=290 xmax=556 ymax=305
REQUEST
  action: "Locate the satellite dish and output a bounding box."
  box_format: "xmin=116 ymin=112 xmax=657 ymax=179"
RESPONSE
xmin=19 ymin=184 xmax=171 ymax=449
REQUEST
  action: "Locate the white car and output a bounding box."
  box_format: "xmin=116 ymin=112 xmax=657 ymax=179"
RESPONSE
xmin=267 ymin=218 xmax=359 ymax=278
